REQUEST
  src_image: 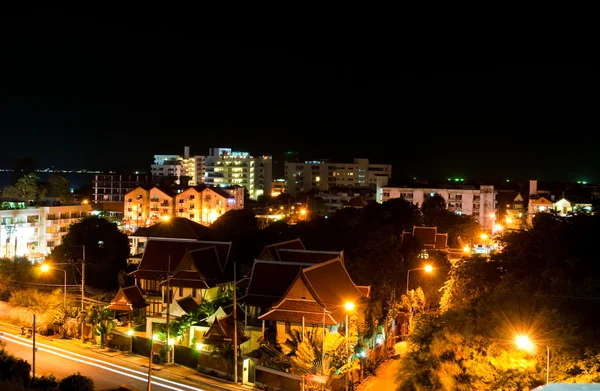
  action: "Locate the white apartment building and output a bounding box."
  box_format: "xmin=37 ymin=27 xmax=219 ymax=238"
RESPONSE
xmin=0 ymin=201 xmax=92 ymax=259
xmin=380 ymin=185 xmax=497 ymax=230
xmin=204 ymin=148 xmax=273 ymax=199
xmin=284 ymin=158 xmax=392 ymax=197
xmin=151 ymin=146 xmax=206 ymax=186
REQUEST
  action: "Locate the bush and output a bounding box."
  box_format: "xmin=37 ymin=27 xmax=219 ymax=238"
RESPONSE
xmin=0 ymin=344 xmax=31 ymax=385
xmin=30 ymin=375 xmax=59 ymax=390
xmin=58 ymin=373 xmax=94 ymax=391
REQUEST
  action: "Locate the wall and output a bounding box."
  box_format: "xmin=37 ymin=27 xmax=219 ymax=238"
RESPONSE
xmin=255 ymin=365 xmax=302 ymax=391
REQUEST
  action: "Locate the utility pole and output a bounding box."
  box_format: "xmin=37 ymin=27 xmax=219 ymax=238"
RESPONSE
xmin=81 ymin=245 xmax=86 ymax=343
xmin=32 ymin=314 xmax=36 ymax=380
xmin=147 ymin=336 xmax=154 ymax=391
xmin=166 ymin=256 xmax=171 ymax=364
xmin=233 ymin=261 xmax=238 ymax=384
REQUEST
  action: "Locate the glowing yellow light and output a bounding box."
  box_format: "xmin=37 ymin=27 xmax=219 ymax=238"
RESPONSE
xmin=515 ymin=335 xmax=534 ymax=352
xmin=463 ymin=245 xmax=470 ymax=253
xmin=344 ymin=301 xmax=355 ymax=311
xmin=280 ymin=206 xmax=284 ymax=210
xmin=506 ymin=217 xmax=513 ymax=224
xmin=316 ymin=176 xmax=320 ymax=182
xmin=152 ymin=334 xmax=159 ymax=341
xmin=40 ymin=264 xmax=50 ymax=272
xmin=82 ymin=199 xmax=89 ymax=205
xmin=127 ymin=329 xmax=134 ymax=336
xmin=168 ymin=338 xmax=175 ymax=345
xmin=300 ymin=209 xmax=307 ymax=215
xmin=161 ymin=215 xmax=170 ymax=221
xmin=209 ymin=209 xmax=218 ymax=223
xmin=481 ymin=233 xmax=488 ymax=240
xmin=494 ymin=224 xmax=503 ymax=231
xmin=424 ymin=265 xmax=433 ymax=273
xmin=490 ymin=213 xmax=495 ymax=218
xmin=196 ymin=342 xmax=204 ymax=350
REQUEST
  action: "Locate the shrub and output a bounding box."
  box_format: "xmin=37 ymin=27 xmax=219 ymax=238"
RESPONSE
xmin=58 ymin=373 xmax=94 ymax=391
xmin=30 ymin=374 xmax=59 ymax=390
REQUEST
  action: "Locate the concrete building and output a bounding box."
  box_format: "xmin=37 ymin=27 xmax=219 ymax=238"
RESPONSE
xmin=204 ymin=148 xmax=272 ymax=199
xmin=0 ymin=201 xmax=92 ymax=259
xmin=284 ymin=158 xmax=392 ymax=198
xmin=318 ymin=186 xmax=376 ymax=215
xmin=380 ymin=184 xmax=497 ymax=231
xmin=151 ymin=146 xmax=206 ymax=186
xmin=93 ymin=172 xmax=152 ymax=204
xmin=123 ymin=185 xmax=244 ymax=230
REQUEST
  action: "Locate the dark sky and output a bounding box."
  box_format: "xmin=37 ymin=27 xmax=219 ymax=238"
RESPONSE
xmin=1 ymin=8 xmax=597 ymax=182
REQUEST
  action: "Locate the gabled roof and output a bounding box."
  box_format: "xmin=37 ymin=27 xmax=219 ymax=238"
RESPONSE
xmin=259 ymin=259 xmax=366 ymax=325
xmin=107 ymin=286 xmax=148 ymax=312
xmin=531 ymin=197 xmax=553 ymax=205
xmin=514 ymin=193 xmax=524 ymax=202
xmin=343 ymin=196 xmax=369 ymax=208
xmin=258 ymin=238 xmax=305 ymax=261
xmin=130 ymin=217 xmax=217 ymax=240
xmin=434 ymin=233 xmax=448 ymax=249
xmin=161 ymin=295 xmax=199 ymax=317
xmin=238 ymin=260 xmax=311 ymax=307
xmin=151 ymin=186 xmax=176 ymax=198
xmin=202 ymin=314 xmax=247 ymax=346
xmin=402 ymin=226 xmax=440 ymax=248
xmin=275 ymin=248 xmax=344 ymax=265
xmin=208 ymin=186 xmax=235 ymax=200
xmin=128 ymin=239 xmax=231 ymax=280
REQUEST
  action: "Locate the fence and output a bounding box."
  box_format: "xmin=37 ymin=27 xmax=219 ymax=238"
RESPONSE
xmin=174 ymin=344 xmax=198 ymax=368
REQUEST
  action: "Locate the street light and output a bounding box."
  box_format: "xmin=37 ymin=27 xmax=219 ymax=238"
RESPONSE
xmin=515 ymin=335 xmax=550 ymax=385
xmin=406 ymin=265 xmax=434 ymax=294
xmin=40 ymin=264 xmax=67 ymax=307
xmin=344 ymin=301 xmax=355 ymax=391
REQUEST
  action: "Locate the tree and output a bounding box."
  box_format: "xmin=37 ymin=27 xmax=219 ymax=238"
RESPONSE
xmin=51 ymin=216 xmax=130 ymax=290
xmin=6 ymin=173 xmax=41 ymax=201
xmin=45 ymin=175 xmax=72 ymax=202
xmin=58 ymin=373 xmax=94 ymax=391
xmin=211 ymin=209 xmax=258 ymax=237
xmin=421 ymin=194 xmax=446 ymax=214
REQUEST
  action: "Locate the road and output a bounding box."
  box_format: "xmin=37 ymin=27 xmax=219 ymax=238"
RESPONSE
xmin=0 ymin=333 xmax=216 ymax=391
xmin=357 ymin=358 xmax=400 ymax=391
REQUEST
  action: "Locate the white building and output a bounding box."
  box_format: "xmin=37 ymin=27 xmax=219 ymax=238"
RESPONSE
xmin=204 ymin=148 xmax=272 ymax=199
xmin=380 ymin=185 xmax=497 ymax=230
xmin=0 ymin=201 xmax=92 ymax=259
xmin=151 ymin=146 xmax=206 ymax=186
xmin=284 ymin=158 xmax=392 ymax=197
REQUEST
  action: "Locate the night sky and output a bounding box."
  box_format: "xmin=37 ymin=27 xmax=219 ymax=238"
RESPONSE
xmin=1 ymin=9 xmax=597 ymax=182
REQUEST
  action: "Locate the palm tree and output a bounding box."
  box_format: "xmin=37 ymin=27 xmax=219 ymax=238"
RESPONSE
xmin=401 ymin=287 xmax=426 ymax=331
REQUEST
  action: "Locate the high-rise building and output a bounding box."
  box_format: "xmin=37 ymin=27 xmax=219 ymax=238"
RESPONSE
xmin=93 ymin=172 xmax=152 ymax=203
xmin=284 ymin=158 xmax=392 ymax=197
xmin=151 ymin=146 xmax=206 ymax=186
xmin=204 ymin=148 xmax=272 ymax=199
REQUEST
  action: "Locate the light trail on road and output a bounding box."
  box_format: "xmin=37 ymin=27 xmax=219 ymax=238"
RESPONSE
xmin=0 ymin=332 xmax=210 ymax=391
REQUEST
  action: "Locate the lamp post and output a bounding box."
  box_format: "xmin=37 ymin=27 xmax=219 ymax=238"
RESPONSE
xmin=40 ymin=264 xmax=67 ymax=307
xmin=406 ymin=265 xmax=433 ymax=295
xmin=480 ymin=233 xmax=489 ymax=254
xmin=78 ymin=245 xmax=86 ymax=343
xmin=344 ymin=301 xmax=355 ymax=391
xmin=147 ymin=333 xmax=158 ymax=391
xmin=515 ymin=335 xmax=550 ymax=385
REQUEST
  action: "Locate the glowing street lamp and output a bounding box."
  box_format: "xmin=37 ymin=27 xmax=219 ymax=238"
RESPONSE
xmin=407 ymin=265 xmax=434 ymax=294
xmin=300 ymin=209 xmax=307 ymax=216
xmin=40 ymin=264 xmax=67 ymax=307
xmin=480 ymin=233 xmax=488 ymax=240
xmin=515 ymin=335 xmax=550 ymax=385
xmin=463 ymin=245 xmax=471 ymax=253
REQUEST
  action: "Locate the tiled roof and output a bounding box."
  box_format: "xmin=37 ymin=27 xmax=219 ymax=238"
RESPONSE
xmin=153 ymin=186 xmax=177 ymax=197
xmin=128 ymin=239 xmax=231 ymax=280
xmin=130 ymin=217 xmax=217 ymax=240
xmin=189 ymin=246 xmax=226 ymax=282
xmin=302 ymin=259 xmax=365 ymax=310
xmin=208 ymin=187 xmax=234 ymax=200
xmin=176 ymin=296 xmax=199 ymax=314
xmin=241 ymin=260 xmax=309 ymax=301
xmin=202 ymin=314 xmax=247 ymax=346
xmin=107 ymin=286 xmax=147 ymax=312
xmin=259 ymin=238 xmax=305 ymax=261
xmin=236 ymin=277 xmax=250 ymax=290
xmin=259 ymin=301 xmax=338 ymax=325
xmin=276 ymin=249 xmax=343 ymax=264
xmin=413 ymin=226 xmax=437 ymax=247
xmin=163 ymin=271 xmax=210 ymax=289
xmin=531 ymin=197 xmax=553 ymax=205
xmin=434 ymin=233 xmax=448 ymax=249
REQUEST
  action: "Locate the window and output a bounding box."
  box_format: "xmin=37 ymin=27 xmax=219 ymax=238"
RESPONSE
xmin=178 ymin=287 xmax=183 ymax=296
xmin=179 ymin=208 xmax=184 ymax=213
xmin=192 ymin=288 xmax=197 ymax=298
xmin=47 ymin=241 xmax=55 ymax=247
xmin=285 ymin=322 xmax=291 ymax=334
xmin=189 ymin=214 xmax=195 ymax=219
xmin=455 ymin=194 xmax=462 ymax=200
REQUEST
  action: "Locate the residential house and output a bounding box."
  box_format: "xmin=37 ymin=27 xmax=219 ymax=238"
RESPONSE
xmin=107 ymin=285 xmax=148 ymax=324
xmin=504 ymin=193 xmax=525 ymax=229
xmin=147 ymin=187 xmax=177 ymax=223
xmin=257 ymin=238 xmax=306 ymax=261
xmin=527 ymin=197 xmax=553 ymax=225
xmin=258 ymin=258 xmax=370 ymax=345
xmin=128 ymin=216 xmax=217 ymax=255
xmin=126 ymin=238 xmax=232 ymax=316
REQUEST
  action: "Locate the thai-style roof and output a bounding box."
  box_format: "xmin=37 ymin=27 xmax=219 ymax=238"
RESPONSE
xmin=130 ymin=217 xmax=217 ymax=240
xmin=107 ymin=286 xmax=147 ymax=312
xmin=202 ymin=313 xmax=247 ymax=346
xmin=258 ymin=238 xmax=305 ymax=261
xmin=275 ymin=248 xmax=344 ymax=265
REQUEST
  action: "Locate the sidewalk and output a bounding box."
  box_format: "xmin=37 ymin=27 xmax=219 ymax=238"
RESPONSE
xmin=0 ymin=321 xmax=252 ymax=391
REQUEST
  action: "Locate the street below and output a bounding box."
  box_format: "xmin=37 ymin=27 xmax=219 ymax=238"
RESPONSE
xmin=0 ymin=332 xmax=218 ymax=391
xmin=357 ymin=357 xmax=400 ymax=391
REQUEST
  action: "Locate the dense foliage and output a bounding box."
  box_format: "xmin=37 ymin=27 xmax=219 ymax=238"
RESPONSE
xmin=398 ymin=213 xmax=600 ymax=390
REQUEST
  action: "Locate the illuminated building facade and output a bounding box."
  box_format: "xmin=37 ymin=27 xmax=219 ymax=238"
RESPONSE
xmin=0 ymin=201 xmax=92 ymax=259
xmin=123 ymin=185 xmax=244 ymax=229
xmin=284 ymin=158 xmax=392 ymax=197
xmin=204 ymin=147 xmax=272 ymax=199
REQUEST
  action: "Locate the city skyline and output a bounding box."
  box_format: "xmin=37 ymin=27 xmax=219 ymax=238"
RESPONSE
xmin=1 ymin=9 xmax=597 ymax=182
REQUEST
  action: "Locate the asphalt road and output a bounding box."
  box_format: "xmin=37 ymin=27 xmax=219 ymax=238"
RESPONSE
xmin=0 ymin=334 xmax=209 ymax=391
